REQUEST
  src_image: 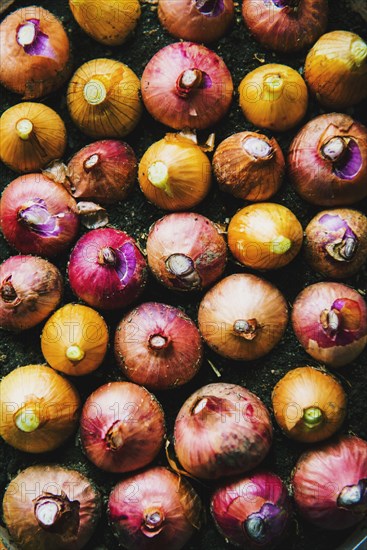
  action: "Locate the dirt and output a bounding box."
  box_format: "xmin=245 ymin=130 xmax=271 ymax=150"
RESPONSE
xmin=1 ymin=0 xmax=367 ymax=549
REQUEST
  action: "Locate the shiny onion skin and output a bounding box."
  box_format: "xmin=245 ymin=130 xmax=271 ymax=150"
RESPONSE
xmin=108 ymin=467 xmax=202 ymax=549
xmin=198 ymin=274 xmax=288 ymax=361
xmin=141 ymin=42 xmax=233 ymax=130
xmin=213 ymin=132 xmax=285 ymax=201
xmin=304 ymin=209 xmax=367 ymax=279
xmin=158 ymin=0 xmax=235 ymax=43
xmin=174 ymin=383 xmax=273 ymax=479
xmin=0 ymin=365 xmax=80 ymax=453
xmin=0 ymin=6 xmax=71 ymax=99
xmin=80 ymin=382 xmax=166 ymax=473
xmin=0 ymin=255 xmax=63 ymax=332
xmin=3 ymin=465 xmax=101 ymax=550
xmin=146 ymin=213 xmax=227 ymax=291
xmin=288 ymin=114 xmax=367 ymax=206
xmin=291 ymin=282 xmax=367 ymax=367
xmin=114 ymin=302 xmax=203 ymax=390
xmin=242 ymin=0 xmax=328 ymax=53
xmin=211 ymin=471 xmax=291 ymax=549
xmin=0 ymin=174 xmax=79 ymax=258
xmin=292 ymin=435 xmax=367 ymax=530
xmin=272 ymin=366 xmax=347 ymax=443
xmin=68 ymin=228 xmax=147 ymax=310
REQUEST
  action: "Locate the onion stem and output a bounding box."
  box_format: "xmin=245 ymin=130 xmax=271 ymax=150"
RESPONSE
xmin=233 ymin=318 xmax=258 ymax=340
xmin=321 ymin=137 xmax=347 ymax=162
xmin=178 ymin=69 xmax=203 ymax=90
xmin=149 ymin=334 xmax=169 ymax=350
xmin=17 ymin=22 xmax=36 ymax=46
xmin=147 ymin=161 xmax=170 ymax=193
xmin=16 ymin=118 xmax=33 ymax=140
xmin=98 ymin=246 xmax=117 ymax=266
xmin=35 ymin=500 xmax=59 ymax=527
xmin=303 ymin=406 xmax=323 ymax=428
xmin=351 ymin=38 xmax=367 ymax=67
xmin=166 ymin=254 xmax=194 ymax=277
xmin=84 ymin=153 xmax=99 ymax=171
xmin=270 ymin=236 xmax=292 ymax=254
xmin=15 ymin=404 xmax=40 ymax=433
xmin=263 ymin=75 xmax=284 ymax=100
xmin=242 ymin=137 xmax=273 ymax=159
xmin=83 ymin=79 xmax=107 ymax=105
xmin=144 ymin=508 xmax=164 ymax=531
xmin=66 ymin=344 xmax=85 ymax=362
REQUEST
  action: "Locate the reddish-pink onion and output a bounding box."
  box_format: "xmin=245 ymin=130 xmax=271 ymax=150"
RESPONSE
xmin=291 ymin=282 xmax=367 ymax=367
xmin=174 ymin=383 xmax=273 ymax=479
xmin=141 ymin=42 xmax=233 ymax=130
xmin=108 ymin=466 xmax=202 ymax=550
xmin=68 ymin=228 xmax=147 ymax=310
xmin=292 ymin=435 xmax=367 ymax=530
xmin=115 ymin=302 xmax=203 ymax=390
xmin=80 ymin=381 xmax=166 ymax=473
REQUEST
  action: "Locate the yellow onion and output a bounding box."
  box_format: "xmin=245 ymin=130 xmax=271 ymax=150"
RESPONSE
xmin=0 ymin=364 xmax=80 ymax=453
xmin=69 ymin=0 xmax=141 ymax=45
xmin=67 ymin=58 xmax=142 ymax=139
xmin=41 ymin=303 xmax=109 ymax=376
xmin=272 ymin=366 xmax=347 ymax=443
xmin=305 ymin=31 xmax=367 ymax=109
xmin=138 ymin=134 xmax=212 ymax=210
xmin=0 ymin=102 xmax=66 ymax=173
xmin=238 ymin=64 xmax=308 ymax=132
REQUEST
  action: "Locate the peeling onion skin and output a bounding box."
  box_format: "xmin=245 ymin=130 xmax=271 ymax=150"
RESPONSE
xmin=3 ymin=465 xmax=101 ymax=550
xmin=292 ymin=435 xmax=367 ymax=530
xmin=108 ymin=467 xmax=202 ymax=550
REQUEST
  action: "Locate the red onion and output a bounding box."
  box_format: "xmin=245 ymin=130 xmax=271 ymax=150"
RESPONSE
xmin=3 ymin=465 xmax=101 ymax=549
xmin=292 ymin=435 xmax=367 ymax=530
xmin=108 ymin=467 xmax=202 ymax=549
xmin=174 ymin=383 xmax=273 ymax=479
xmin=0 ymin=173 xmax=79 ymax=258
xmin=80 ymin=381 xmax=166 ymax=473
xmin=211 ymin=471 xmax=291 ymax=548
xmin=291 ymin=282 xmax=367 ymax=367
xmin=0 ymin=255 xmax=63 ymax=331
xmin=68 ymin=228 xmax=147 ymax=310
xmin=115 ymin=302 xmax=203 ymax=390
xmin=141 ymin=42 xmax=233 ymax=130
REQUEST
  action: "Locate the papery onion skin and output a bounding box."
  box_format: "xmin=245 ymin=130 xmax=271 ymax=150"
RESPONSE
xmin=0 ymin=6 xmax=71 ymax=99
xmin=174 ymin=383 xmax=273 ymax=479
xmin=292 ymin=435 xmax=367 ymax=530
xmin=272 ymin=366 xmax=347 ymax=443
xmin=146 ymin=213 xmax=226 ymax=291
xmin=291 ymin=282 xmax=367 ymax=367
xmin=80 ymin=381 xmax=165 ymax=473
xmin=198 ymin=274 xmax=288 ymax=361
xmin=68 ymin=228 xmax=147 ymax=310
xmin=115 ymin=302 xmax=203 ymax=390
xmin=3 ymin=465 xmax=101 ymax=550
xmin=0 ymin=364 xmax=80 ymax=453
xmin=0 ymin=255 xmax=62 ymax=332
xmin=141 ymin=42 xmax=233 ymax=130
xmin=108 ymin=466 xmax=202 ymax=550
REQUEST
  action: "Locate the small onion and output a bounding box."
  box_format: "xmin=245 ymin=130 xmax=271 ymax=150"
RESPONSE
xmin=0 ymin=255 xmax=62 ymax=332
xmin=80 ymin=381 xmax=165 ymax=473
xmin=108 ymin=467 xmax=202 ymax=549
xmin=0 ymin=173 xmax=79 ymax=258
xmin=292 ymin=435 xmax=367 ymax=530
xmin=228 ymin=203 xmax=303 ymax=270
xmin=138 ymin=135 xmax=212 ymax=211
xmin=141 ymin=42 xmax=233 ymax=130
xmin=198 ymin=274 xmax=288 ymax=360
xmin=0 ymin=364 xmax=80 ymax=453
xmin=115 ymin=302 xmax=203 ymax=390
xmin=67 ymin=58 xmax=142 ymax=138
xmin=3 ymin=465 xmax=101 ymax=550
xmin=68 ymin=228 xmax=147 ymax=310
xmin=174 ymin=383 xmax=273 ymax=479
xmin=288 ymin=113 xmax=367 ymax=206
xmin=211 ymin=471 xmax=291 ymax=549
xmin=146 ymin=213 xmax=227 ymax=291
xmin=291 ymin=282 xmax=367 ymax=367
xmin=213 ymin=132 xmax=285 ymax=201
xmin=238 ymin=64 xmax=308 ymax=132
xmin=272 ymin=366 xmax=347 ymax=443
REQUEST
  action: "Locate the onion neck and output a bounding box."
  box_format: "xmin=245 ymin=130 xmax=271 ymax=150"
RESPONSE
xmin=83 ymin=78 xmax=107 ymax=106
xmin=194 ymin=0 xmax=225 ymax=16
xmin=337 ymin=480 xmax=367 ymax=512
xmin=233 ymin=318 xmax=258 ymax=340
xmin=142 ymin=507 xmax=165 ymax=537
xmin=242 ymin=137 xmax=274 ymax=160
xmin=350 ymin=38 xmax=367 ymax=68
xmin=34 ymin=492 xmax=80 ymax=535
xmin=17 ymin=21 xmax=37 ymax=47
xmin=149 ymin=334 xmax=170 ymax=351
xmin=14 ymin=402 xmax=42 ymax=433
xmin=270 ymin=236 xmax=292 ymax=255
xmin=262 ymin=75 xmax=284 ymax=101
xmin=165 ymin=253 xmax=201 ymax=289
xmin=1 ymin=279 xmax=18 ymax=304
xmin=84 ymin=153 xmax=100 ymax=172
xmin=66 ymin=344 xmax=85 ymax=363
xmin=16 ymin=118 xmax=34 ymax=140
xmin=105 ymin=421 xmax=125 ymax=451
xmin=176 ymin=69 xmax=203 ymax=97
xmin=302 ymin=407 xmax=324 ymax=429
xmin=147 ymin=161 xmax=172 ymax=196
xmin=98 ymin=246 xmax=117 ymax=266
xmin=244 ymin=503 xmax=286 ymax=545
xmin=321 ymin=137 xmax=348 ymax=162
xmin=320 ymin=307 xmax=341 ymax=336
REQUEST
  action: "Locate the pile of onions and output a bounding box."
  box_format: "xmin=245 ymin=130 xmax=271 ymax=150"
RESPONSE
xmin=3 ymin=465 xmax=101 ymax=550
xmin=174 ymin=383 xmax=273 ymax=478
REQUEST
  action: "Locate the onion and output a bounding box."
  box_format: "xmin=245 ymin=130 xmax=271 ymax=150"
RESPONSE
xmin=291 ymin=282 xmax=367 ymax=367
xmin=174 ymin=383 xmax=273 ymax=478
xmin=80 ymin=381 xmax=165 ymax=473
xmin=108 ymin=466 xmax=202 ymax=549
xmin=3 ymin=465 xmax=100 ymax=550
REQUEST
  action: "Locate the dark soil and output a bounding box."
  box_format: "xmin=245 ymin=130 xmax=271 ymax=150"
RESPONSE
xmin=1 ymin=0 xmax=367 ymax=549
